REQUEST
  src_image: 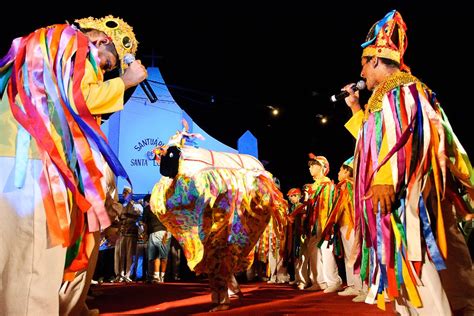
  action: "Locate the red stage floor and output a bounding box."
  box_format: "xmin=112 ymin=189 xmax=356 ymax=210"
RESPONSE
xmin=88 ymin=280 xmax=395 ymax=315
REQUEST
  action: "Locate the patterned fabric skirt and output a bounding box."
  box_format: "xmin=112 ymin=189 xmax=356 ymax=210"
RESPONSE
xmin=150 ymin=168 xmax=288 ymax=275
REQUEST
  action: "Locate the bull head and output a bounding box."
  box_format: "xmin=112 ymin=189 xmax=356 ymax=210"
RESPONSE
xmin=150 ymin=119 xmax=205 ymax=178
xmin=159 ymin=146 xmax=181 ymax=178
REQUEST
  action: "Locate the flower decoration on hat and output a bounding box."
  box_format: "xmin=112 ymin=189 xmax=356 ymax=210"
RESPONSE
xmin=308 ymin=153 xmax=330 ymax=176
xmin=75 ymin=15 xmax=138 ymax=72
xmin=361 ymin=10 xmax=410 ymax=72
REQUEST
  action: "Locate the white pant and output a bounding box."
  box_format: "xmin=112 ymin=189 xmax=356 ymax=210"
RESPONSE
xmin=0 ymin=157 xmax=67 ymax=315
xmin=297 ymin=237 xmax=312 ymax=286
xmin=300 ymin=235 xmax=341 ymax=287
xmin=394 ymin=252 xmax=451 ymax=316
xmin=268 ymin=236 xmax=289 ymax=282
xmin=340 ymin=225 xmax=363 ymax=291
xmin=294 ymin=256 xmax=307 ymax=285
xmin=59 ymin=230 xmax=101 ymax=316
xmin=316 ymin=239 xmax=342 ymax=287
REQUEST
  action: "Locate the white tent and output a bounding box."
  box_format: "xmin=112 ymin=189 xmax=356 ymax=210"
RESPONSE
xmin=101 ymin=67 xmax=242 ymax=195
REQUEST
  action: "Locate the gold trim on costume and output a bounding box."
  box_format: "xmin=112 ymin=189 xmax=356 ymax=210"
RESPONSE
xmin=362 ymin=47 xmax=401 ymax=64
xmin=366 ymin=71 xmax=418 ymax=117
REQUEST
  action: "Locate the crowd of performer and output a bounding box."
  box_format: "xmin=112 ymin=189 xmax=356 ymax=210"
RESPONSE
xmin=1 ymin=8 xmax=474 ymax=316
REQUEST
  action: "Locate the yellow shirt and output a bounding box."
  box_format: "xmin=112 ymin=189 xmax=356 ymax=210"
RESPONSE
xmin=336 ymin=180 xmax=354 ymax=230
xmin=344 ymin=109 xmax=393 ymax=185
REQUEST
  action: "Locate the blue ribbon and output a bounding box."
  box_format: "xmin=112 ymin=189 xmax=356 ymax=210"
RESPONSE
xmin=14 ymin=126 xmax=31 ymax=188
xmin=376 ymin=208 xmax=387 ymax=292
xmin=369 ymin=246 xmax=375 ymax=284
xmin=419 ymin=196 xmax=446 ymax=271
xmin=13 ymin=63 xmax=31 ymax=188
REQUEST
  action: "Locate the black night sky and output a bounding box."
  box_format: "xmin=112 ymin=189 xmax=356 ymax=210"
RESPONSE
xmin=1 ymin=1 xmax=472 ymax=194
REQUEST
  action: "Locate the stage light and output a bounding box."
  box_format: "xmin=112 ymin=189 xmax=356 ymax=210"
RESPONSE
xmin=267 ymin=105 xmax=280 ymax=116
xmin=316 ymin=114 xmax=328 ymax=124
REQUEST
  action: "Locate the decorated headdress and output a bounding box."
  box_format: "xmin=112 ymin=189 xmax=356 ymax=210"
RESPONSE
xmin=287 ymin=188 xmax=302 ymax=196
xmin=75 ymin=15 xmax=138 ymax=71
xmin=343 ymin=156 xmax=354 ymax=169
xmin=361 ymin=10 xmax=410 ymax=72
xmin=308 ymin=153 xmax=330 ymax=176
xmin=149 ymin=119 xmax=204 ymax=165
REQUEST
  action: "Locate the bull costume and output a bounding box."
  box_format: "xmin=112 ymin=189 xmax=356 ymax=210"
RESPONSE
xmin=150 ymin=125 xmax=287 ymax=311
xmin=0 ymin=16 xmax=142 ymax=314
xmin=345 ymin=10 xmax=474 ymax=314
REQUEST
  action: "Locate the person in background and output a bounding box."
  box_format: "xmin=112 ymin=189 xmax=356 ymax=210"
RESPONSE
xmin=0 ymin=15 xmax=146 ymax=314
xmin=305 ymin=155 xmax=342 ymax=293
xmin=343 ymin=9 xmax=474 ymax=314
xmin=290 ymin=155 xmax=342 ymax=292
xmin=131 ymin=199 xmax=146 ymax=280
xmin=289 ymin=183 xmax=313 ymax=290
xmin=285 ymin=188 xmax=304 ymax=287
xmin=320 ymin=157 xmax=366 ymax=301
xmin=266 ymin=176 xmax=289 ymax=284
xmin=114 ymin=186 xmax=140 ymax=283
xmin=247 ymin=236 xmax=269 ymax=282
xmin=169 ymin=235 xmax=183 ymax=281
xmin=266 ymin=221 xmax=290 ymax=284
xmin=142 ymin=193 xmax=172 ymax=283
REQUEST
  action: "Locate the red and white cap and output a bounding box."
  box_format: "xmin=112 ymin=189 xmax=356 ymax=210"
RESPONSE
xmin=308 ymin=153 xmax=330 ymax=176
xmin=287 ymin=188 xmax=302 ymax=196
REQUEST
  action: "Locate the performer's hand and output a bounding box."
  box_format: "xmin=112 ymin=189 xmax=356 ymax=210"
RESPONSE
xmin=121 ymin=60 xmax=147 ymax=89
xmin=368 ymin=184 xmax=395 ymax=216
xmin=342 ymin=83 xmax=362 ymax=115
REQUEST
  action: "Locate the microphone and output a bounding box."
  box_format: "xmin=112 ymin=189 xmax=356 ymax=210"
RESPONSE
xmin=123 ymin=54 xmax=158 ymax=103
xmin=330 ymin=80 xmax=366 ymax=102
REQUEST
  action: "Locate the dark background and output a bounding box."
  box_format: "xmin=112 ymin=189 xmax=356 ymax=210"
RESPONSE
xmin=1 ymin=1 xmax=472 ymax=194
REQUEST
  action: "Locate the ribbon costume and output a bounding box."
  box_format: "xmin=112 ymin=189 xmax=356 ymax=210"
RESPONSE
xmin=0 ymin=15 xmax=139 ymax=314
xmin=346 ymin=10 xmax=474 ymax=313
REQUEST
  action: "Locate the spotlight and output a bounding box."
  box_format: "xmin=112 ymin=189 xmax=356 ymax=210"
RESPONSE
xmin=316 ymin=114 xmax=328 ymax=124
xmin=266 ymin=105 xmax=280 ymax=116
